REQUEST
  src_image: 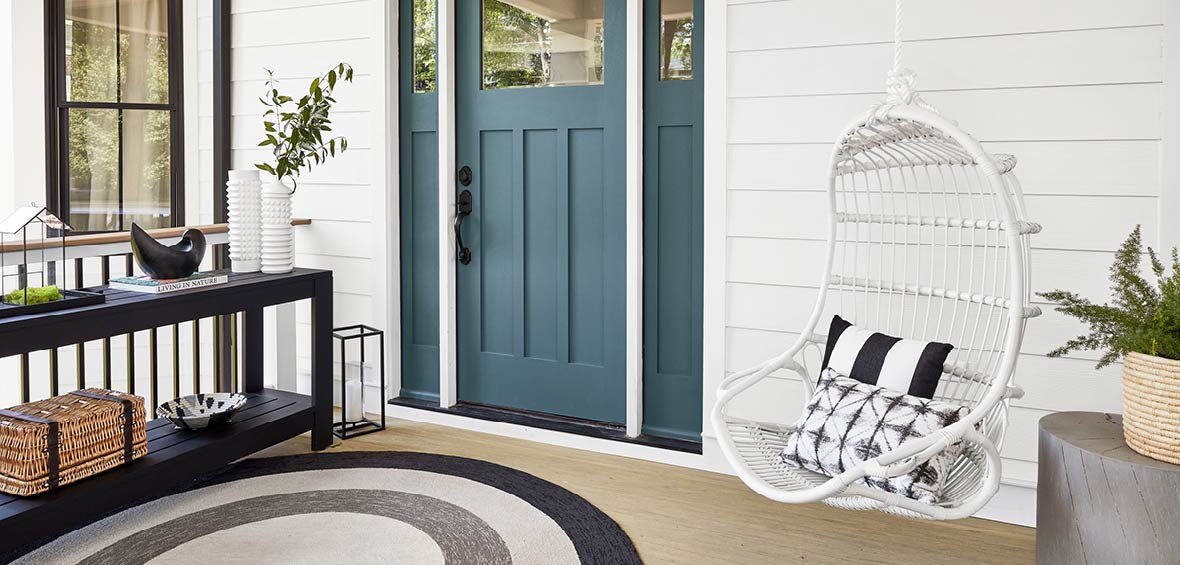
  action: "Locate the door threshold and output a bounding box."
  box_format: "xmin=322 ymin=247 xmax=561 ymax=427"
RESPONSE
xmin=388 ymin=397 xmax=703 ymax=455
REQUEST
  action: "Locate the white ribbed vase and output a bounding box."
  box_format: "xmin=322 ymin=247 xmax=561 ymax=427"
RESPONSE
xmin=260 ymin=180 xmax=294 ymax=274
xmin=226 ymin=170 xmax=262 ymax=273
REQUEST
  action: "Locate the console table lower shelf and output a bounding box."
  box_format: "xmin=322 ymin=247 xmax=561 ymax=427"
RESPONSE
xmin=0 ymin=388 xmax=312 ymax=561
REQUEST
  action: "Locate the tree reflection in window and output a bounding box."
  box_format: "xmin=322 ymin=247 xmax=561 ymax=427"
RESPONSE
xmin=483 ymin=0 xmax=604 ymax=90
xmin=660 ymin=0 xmax=692 ymax=81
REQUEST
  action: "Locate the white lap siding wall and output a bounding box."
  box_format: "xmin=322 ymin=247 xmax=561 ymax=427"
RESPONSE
xmin=720 ymin=0 xmax=1171 ymax=526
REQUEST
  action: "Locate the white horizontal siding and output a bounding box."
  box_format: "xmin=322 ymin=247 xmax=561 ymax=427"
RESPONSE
xmin=723 ymin=0 xmax=1168 ymax=524
xmin=195 ymin=0 xmax=386 ymax=387
xmin=729 ymin=0 xmax=1161 ymax=51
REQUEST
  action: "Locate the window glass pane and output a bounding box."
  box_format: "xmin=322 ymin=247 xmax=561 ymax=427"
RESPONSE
xmin=414 ymin=0 xmax=437 ymax=93
xmin=67 ymin=108 xmax=120 ymax=231
xmin=119 ymin=0 xmax=170 ymax=104
xmin=659 ymin=0 xmax=693 ymax=81
xmin=122 ymin=110 xmax=172 ymax=229
xmin=483 ymin=0 xmax=604 ymax=90
xmin=65 ymin=0 xmax=119 ymax=102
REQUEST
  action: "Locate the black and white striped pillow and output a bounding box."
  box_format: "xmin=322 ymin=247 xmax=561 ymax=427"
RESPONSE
xmin=821 ymin=316 xmax=953 ymax=399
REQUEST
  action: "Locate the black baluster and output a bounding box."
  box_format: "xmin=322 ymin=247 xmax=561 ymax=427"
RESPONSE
xmin=150 ymin=328 xmax=159 ymax=408
xmin=49 ymin=349 xmax=59 ymax=397
xmin=124 ymin=254 xmax=134 ymax=394
xmin=49 ymin=260 xmax=59 ymax=395
xmin=101 ymin=255 xmax=111 ymax=389
xmin=192 ymin=319 xmax=201 ymax=394
xmin=213 ymin=315 xmax=221 ymax=393
xmin=19 ymin=353 xmax=29 ymax=403
xmin=75 ymin=258 xmax=85 ymax=389
xmin=231 ymin=312 xmax=239 ymax=393
xmin=172 ymin=323 xmax=180 ymax=396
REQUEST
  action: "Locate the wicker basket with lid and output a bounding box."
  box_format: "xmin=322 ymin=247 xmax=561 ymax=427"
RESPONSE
xmin=0 ymin=389 xmax=148 ymax=496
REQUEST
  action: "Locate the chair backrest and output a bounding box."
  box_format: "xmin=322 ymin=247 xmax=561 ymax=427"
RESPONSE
xmin=806 ymin=106 xmax=1035 ymax=409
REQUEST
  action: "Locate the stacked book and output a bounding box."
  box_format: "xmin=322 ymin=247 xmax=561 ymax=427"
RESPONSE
xmin=109 ymin=273 xmax=229 ymax=294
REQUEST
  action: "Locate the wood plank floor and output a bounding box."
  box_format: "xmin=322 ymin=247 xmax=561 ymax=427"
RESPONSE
xmin=254 ymin=420 xmax=1035 ymax=564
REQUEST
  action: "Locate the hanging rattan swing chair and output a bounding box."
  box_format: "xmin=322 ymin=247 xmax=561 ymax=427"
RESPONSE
xmin=711 ymin=1 xmax=1041 ymax=521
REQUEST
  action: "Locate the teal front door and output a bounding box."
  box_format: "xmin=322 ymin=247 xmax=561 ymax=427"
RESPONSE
xmin=454 ymin=0 xmax=627 ymax=423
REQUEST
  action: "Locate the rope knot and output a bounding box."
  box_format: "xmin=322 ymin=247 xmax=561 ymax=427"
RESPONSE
xmin=885 ymin=68 xmax=920 ymax=105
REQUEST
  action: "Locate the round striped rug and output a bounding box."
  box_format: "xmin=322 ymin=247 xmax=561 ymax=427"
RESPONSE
xmin=18 ymin=452 xmax=642 ymax=565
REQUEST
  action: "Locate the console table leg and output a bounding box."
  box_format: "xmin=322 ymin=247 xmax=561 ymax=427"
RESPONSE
xmin=242 ymin=307 xmax=264 ymax=393
xmin=311 ymin=276 xmax=334 ymax=451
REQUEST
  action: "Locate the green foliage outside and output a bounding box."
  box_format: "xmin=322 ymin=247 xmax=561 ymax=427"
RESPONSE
xmin=3 ymin=286 xmax=63 ymax=306
xmin=661 ymin=17 xmax=693 ymax=79
xmin=255 ymin=63 xmax=355 ymax=192
xmin=413 ymin=0 xmax=437 ymax=92
xmin=1039 ymin=226 xmax=1180 ymax=368
xmin=67 ymin=16 xmax=171 ymax=230
xmin=411 ymin=0 xmax=607 ymax=90
xmin=482 ymin=0 xmax=552 ymax=88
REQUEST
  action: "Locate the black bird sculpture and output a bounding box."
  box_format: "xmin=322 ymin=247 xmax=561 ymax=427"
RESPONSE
xmin=129 ymin=223 xmax=207 ymax=280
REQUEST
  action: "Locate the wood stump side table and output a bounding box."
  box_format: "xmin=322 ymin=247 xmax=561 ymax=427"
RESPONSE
xmin=1038 ymin=412 xmax=1180 ymax=564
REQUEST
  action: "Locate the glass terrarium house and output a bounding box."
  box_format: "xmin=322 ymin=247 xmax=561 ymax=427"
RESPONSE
xmin=0 ymin=205 xmax=104 ymax=317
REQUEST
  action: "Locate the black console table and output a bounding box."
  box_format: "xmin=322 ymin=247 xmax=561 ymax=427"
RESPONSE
xmin=0 ymin=269 xmax=333 ymax=560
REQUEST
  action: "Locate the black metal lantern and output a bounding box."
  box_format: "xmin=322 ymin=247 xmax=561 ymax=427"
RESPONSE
xmin=332 ymin=324 xmax=387 ymax=439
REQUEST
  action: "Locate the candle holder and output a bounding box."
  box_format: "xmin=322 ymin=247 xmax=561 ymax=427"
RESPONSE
xmin=332 ymin=324 xmax=386 ymax=440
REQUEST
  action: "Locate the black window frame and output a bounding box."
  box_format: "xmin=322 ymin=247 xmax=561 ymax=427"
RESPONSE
xmin=44 ymin=0 xmax=186 ymax=234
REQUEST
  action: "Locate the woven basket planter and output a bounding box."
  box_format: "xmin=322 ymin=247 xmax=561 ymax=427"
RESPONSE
xmin=1123 ymin=352 xmax=1180 ymax=465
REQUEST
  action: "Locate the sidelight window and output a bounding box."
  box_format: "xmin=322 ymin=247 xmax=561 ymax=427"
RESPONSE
xmin=659 ymin=0 xmax=693 ymax=80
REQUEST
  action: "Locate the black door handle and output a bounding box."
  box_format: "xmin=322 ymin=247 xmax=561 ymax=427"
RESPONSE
xmin=454 ymin=189 xmax=472 ymax=265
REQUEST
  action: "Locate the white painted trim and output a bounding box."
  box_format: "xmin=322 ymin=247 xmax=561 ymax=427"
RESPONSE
xmin=379 ymin=0 xmax=401 ymax=403
xmin=437 ymin=0 xmax=458 ymax=408
xmin=700 ymin=0 xmax=727 ymax=445
xmin=625 ymin=0 xmax=644 ymax=438
xmin=1162 ymin=1 xmax=1180 ymax=250
xmin=182 ymin=0 xmax=200 ymax=226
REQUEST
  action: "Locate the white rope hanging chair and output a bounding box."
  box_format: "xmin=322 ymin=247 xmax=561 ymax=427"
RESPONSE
xmin=711 ymin=2 xmax=1041 ymax=521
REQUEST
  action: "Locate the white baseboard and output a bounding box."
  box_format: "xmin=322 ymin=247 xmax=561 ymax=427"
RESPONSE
xmin=387 ymin=403 xmax=710 ymax=469
xmin=975 ymin=482 xmax=1037 ymax=527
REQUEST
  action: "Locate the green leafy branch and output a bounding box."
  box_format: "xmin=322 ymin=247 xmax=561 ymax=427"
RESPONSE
xmin=255 ymin=63 xmax=354 ymax=193
xmin=1038 ymin=225 xmax=1180 ymax=368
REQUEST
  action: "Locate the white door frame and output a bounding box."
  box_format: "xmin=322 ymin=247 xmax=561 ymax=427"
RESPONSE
xmin=434 ymin=0 xmax=644 ymax=436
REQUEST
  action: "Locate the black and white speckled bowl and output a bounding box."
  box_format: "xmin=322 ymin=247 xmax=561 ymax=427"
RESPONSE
xmin=157 ymin=393 xmax=248 ymax=430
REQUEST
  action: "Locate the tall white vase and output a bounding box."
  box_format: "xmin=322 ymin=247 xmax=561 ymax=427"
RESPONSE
xmin=226 ymin=170 xmax=262 ymax=273
xmin=260 ymin=179 xmax=295 ymax=274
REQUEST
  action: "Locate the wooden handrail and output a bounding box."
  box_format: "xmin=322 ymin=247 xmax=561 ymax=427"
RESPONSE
xmin=0 ymin=219 xmax=312 ymax=254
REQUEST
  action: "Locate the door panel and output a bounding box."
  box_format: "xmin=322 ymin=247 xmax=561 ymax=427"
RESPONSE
xmin=642 ymin=0 xmax=703 ymax=442
xmin=456 ymin=0 xmax=626 ymax=423
xmin=399 ymin=0 xmax=440 ymax=402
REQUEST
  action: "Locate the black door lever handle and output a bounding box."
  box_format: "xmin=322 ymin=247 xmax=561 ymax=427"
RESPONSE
xmin=454 ymin=189 xmax=473 ymax=265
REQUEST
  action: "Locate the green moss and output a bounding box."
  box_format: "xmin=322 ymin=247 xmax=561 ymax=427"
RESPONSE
xmin=3 ymin=285 xmax=63 ymax=306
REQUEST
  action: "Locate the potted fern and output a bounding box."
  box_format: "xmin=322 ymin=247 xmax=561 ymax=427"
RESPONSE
xmin=254 ymin=63 xmax=353 ymax=273
xmin=1039 ymin=226 xmax=1180 ymax=464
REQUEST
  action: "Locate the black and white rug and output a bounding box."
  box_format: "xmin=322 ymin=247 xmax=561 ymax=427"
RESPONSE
xmin=17 ymin=452 xmax=642 ymax=564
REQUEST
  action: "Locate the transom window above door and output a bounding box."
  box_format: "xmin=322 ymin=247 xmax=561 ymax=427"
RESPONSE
xmin=482 ymin=0 xmax=605 ymax=90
